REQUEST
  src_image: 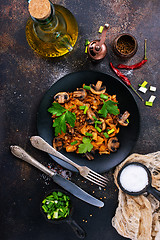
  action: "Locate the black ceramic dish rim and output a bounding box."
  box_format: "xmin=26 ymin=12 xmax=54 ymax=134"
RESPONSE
xmin=117 ymin=162 xmax=152 ymax=196
xmin=40 ymin=189 xmax=73 ymax=224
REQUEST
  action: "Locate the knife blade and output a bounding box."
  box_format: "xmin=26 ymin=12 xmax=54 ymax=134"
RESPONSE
xmin=10 ymin=146 xmax=104 ymax=208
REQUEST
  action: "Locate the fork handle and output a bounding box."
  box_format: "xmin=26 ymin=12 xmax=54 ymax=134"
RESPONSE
xmin=30 ymin=136 xmax=81 ymax=171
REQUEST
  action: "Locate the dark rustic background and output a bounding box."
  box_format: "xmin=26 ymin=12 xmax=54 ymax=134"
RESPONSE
xmin=0 ymin=0 xmax=160 ymax=239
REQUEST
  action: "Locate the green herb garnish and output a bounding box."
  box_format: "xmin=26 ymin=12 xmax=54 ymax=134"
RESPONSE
xmin=41 ymin=191 xmax=71 ymax=220
xmin=107 ymin=129 xmax=115 ymax=134
xmin=103 ymin=132 xmax=109 ymax=138
xmin=48 ymin=102 xmax=76 ymax=136
xmin=83 ymin=85 xmax=91 ymax=90
xmin=79 ymin=106 xmax=86 ymax=110
xmin=92 ymin=116 xmax=97 ymax=121
xmin=85 ymin=132 xmax=93 ymax=137
xmin=71 ymin=140 xmax=78 ymax=145
xmin=100 ymin=93 xmax=108 ymax=100
xmin=95 ymin=125 xmax=102 ymax=132
xmin=83 ymin=106 xmax=88 ymax=114
xmin=79 ymin=105 xmax=88 ymax=114
xmin=78 ymin=137 xmax=93 ymax=154
xmin=85 ymin=39 xmax=90 ymax=46
xmin=98 ymin=100 xmax=119 ymax=118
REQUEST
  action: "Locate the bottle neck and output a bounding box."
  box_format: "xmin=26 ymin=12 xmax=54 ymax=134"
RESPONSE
xmin=30 ymin=2 xmax=57 ymax=26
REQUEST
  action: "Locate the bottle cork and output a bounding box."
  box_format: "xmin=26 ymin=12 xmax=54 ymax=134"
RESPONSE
xmin=29 ymin=0 xmax=51 ymax=20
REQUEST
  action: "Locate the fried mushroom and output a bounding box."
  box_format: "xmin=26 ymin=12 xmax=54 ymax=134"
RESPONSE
xmin=108 ymin=137 xmax=120 ymax=152
xmin=90 ymin=81 xmax=106 ymax=95
xmin=73 ymin=88 xmax=87 ymax=100
xmin=54 ymin=92 xmax=69 ymax=104
xmin=117 ymin=111 xmax=130 ymax=126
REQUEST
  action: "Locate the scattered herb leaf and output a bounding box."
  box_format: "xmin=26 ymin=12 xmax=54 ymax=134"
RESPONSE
xmin=48 ymin=102 xmax=76 ymax=136
xmin=98 ymin=100 xmax=119 ymax=117
xmin=78 ymin=137 xmax=93 ymax=153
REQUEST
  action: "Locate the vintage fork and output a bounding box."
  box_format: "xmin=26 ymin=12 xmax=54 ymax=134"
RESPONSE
xmin=30 ymin=136 xmax=108 ymax=187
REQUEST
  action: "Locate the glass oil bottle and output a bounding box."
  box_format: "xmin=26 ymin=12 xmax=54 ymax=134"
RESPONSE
xmin=25 ymin=0 xmax=78 ymax=57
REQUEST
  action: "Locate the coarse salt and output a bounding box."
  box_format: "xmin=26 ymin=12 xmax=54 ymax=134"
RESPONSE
xmin=119 ymin=165 xmax=148 ymax=192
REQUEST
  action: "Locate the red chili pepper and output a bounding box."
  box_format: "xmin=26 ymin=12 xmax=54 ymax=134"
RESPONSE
xmin=110 ymin=62 xmax=144 ymax=101
xmin=110 ymin=63 xmax=131 ymax=86
xmin=117 ymin=59 xmax=147 ymax=70
xmin=117 ymin=39 xmax=147 ymax=70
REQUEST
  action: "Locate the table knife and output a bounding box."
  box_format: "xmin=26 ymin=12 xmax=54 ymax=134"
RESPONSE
xmin=10 ymin=146 xmax=104 ymax=208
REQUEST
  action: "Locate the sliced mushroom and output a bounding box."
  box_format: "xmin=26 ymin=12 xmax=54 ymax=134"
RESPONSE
xmin=90 ymin=81 xmax=106 ymax=95
xmin=73 ymin=88 xmax=87 ymax=100
xmin=99 ymin=118 xmax=106 ymax=131
xmin=108 ymin=137 xmax=120 ymax=152
xmin=117 ymin=111 xmax=130 ymax=126
xmin=86 ymin=107 xmax=96 ymax=121
xmin=66 ymin=123 xmax=74 ymax=134
xmin=53 ymin=138 xmax=63 ymax=150
xmin=54 ymin=92 xmax=69 ymax=104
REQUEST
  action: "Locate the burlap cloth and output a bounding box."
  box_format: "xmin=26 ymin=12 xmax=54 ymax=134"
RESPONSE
xmin=112 ymin=151 xmax=160 ymax=240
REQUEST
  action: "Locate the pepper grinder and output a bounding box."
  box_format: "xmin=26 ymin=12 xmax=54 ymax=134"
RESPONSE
xmin=87 ymin=23 xmax=109 ymax=61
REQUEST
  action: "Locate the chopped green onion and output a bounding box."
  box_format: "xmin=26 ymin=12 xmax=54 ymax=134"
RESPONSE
xmin=79 ymin=106 xmax=86 ymax=110
xmin=107 ymin=129 xmax=115 ymax=134
xmin=104 ymin=132 xmax=109 ymax=138
xmin=145 ymin=101 xmax=153 ymax=107
xmin=127 ymin=119 xmax=129 ymax=123
xmin=83 ymin=85 xmax=91 ymax=90
xmin=47 ymin=214 xmax=51 ymax=219
xmin=85 ymin=132 xmax=93 ymax=137
xmin=95 ymin=125 xmax=102 ymax=132
xmin=41 ymin=191 xmax=71 ymax=220
xmin=100 ymin=94 xmax=108 ymax=100
xmin=84 ymin=106 xmax=88 ymax=114
xmin=95 ymin=120 xmax=102 ymax=124
xmin=93 ymin=116 xmax=97 ymax=121
xmin=141 ymin=81 xmax=148 ymax=88
xmin=71 ymin=141 xmax=78 ymax=145
xmin=98 ymin=26 xmax=104 ymax=33
xmin=85 ymin=39 xmax=90 ymax=46
xmin=85 ymin=46 xmax=88 ymax=53
xmin=79 ymin=105 xmax=88 ymax=114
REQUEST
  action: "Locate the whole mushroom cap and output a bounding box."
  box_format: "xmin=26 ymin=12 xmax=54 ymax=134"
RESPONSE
xmin=54 ymin=92 xmax=69 ymax=104
xmin=90 ymin=81 xmax=106 ymax=95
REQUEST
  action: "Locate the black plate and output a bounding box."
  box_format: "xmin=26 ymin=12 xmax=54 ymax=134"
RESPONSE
xmin=37 ymin=71 xmax=140 ymax=173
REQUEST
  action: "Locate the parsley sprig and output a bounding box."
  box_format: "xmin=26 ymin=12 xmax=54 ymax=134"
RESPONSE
xmin=48 ymin=102 xmax=76 ymax=136
xmin=98 ymin=100 xmax=119 ymax=118
xmin=78 ymin=137 xmax=93 ymax=154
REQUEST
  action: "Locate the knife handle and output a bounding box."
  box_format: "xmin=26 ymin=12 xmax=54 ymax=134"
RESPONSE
xmin=30 ymin=136 xmax=80 ymax=170
xmin=10 ymin=145 xmax=55 ymax=177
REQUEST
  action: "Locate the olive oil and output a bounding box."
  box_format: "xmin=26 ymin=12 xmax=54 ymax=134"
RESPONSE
xmin=26 ymin=4 xmax=78 ymax=58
